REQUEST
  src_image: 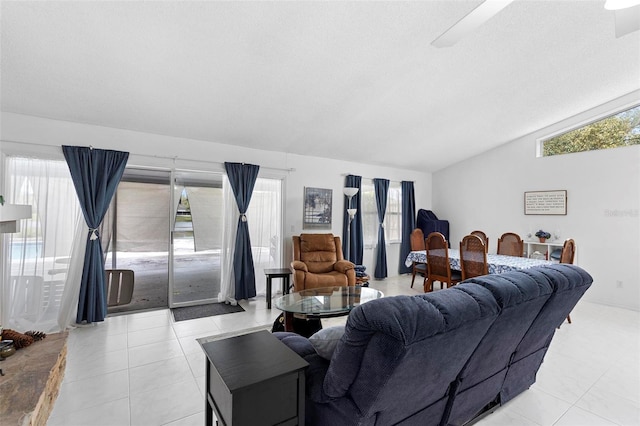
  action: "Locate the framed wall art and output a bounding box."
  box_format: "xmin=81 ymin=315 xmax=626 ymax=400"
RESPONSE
xmin=303 ymin=187 xmax=332 ymax=229
xmin=524 ymin=190 xmax=567 ymax=215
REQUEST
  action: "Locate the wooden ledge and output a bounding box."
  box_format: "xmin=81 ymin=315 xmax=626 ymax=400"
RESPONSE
xmin=0 ymin=331 xmax=68 ymax=426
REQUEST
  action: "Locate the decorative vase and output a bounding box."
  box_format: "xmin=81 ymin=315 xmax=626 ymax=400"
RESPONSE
xmin=539 ymin=237 xmax=547 ymax=243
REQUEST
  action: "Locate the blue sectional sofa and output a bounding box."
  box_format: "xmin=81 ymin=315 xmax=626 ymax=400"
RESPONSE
xmin=275 ymin=264 xmax=592 ymax=426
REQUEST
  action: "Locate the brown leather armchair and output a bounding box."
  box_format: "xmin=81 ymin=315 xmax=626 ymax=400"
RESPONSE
xmin=291 ymin=234 xmax=356 ymax=291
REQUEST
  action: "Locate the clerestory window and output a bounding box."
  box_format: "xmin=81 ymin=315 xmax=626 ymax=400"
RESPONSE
xmin=540 ymin=104 xmax=640 ymax=157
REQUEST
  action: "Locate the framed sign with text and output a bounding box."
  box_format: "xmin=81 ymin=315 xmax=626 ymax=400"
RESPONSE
xmin=524 ymin=190 xmax=567 ymax=215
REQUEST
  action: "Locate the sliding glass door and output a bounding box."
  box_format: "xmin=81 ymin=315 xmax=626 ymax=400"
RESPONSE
xmin=170 ymin=171 xmax=223 ymax=307
xmin=105 ymin=167 xmax=283 ymax=312
xmin=105 ymin=169 xmax=171 ymax=314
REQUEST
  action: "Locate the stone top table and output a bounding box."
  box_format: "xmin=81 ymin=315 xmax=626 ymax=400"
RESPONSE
xmin=0 ymin=331 xmax=68 ymax=426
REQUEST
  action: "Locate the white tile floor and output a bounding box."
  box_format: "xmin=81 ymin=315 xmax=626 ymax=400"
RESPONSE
xmin=48 ymin=275 xmax=640 ymax=426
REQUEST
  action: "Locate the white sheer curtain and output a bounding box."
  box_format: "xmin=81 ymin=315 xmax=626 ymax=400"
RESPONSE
xmin=57 ymin=213 xmax=87 ymax=330
xmin=217 ymin=176 xmax=282 ymax=302
xmin=1 ymin=157 xmax=83 ymax=333
xmin=248 ymin=178 xmax=282 ymax=296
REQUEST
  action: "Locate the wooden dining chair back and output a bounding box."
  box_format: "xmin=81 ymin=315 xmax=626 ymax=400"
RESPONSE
xmin=497 ymin=232 xmax=524 ymax=257
xmin=470 ymin=230 xmax=489 ymax=253
xmin=460 ymin=235 xmax=489 ymax=280
xmin=410 ymin=228 xmax=426 ymax=251
xmin=409 ymin=228 xmax=427 ymax=288
xmin=560 ymin=238 xmax=576 ymax=324
xmin=425 ymin=232 xmax=461 ymax=293
xmin=560 ymin=239 xmax=576 ymax=264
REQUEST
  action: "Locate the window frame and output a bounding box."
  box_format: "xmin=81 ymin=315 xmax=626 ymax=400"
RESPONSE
xmin=537 ymin=102 xmax=640 ymax=157
xmin=361 ymin=180 xmax=402 ymax=247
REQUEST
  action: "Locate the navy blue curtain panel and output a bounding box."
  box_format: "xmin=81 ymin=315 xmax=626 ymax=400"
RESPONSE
xmin=373 ymin=178 xmax=389 ymax=279
xmin=342 ymin=175 xmax=363 ymax=264
xmin=399 ymin=181 xmax=416 ymax=274
xmin=224 ymin=162 xmax=260 ymax=300
xmin=62 ymin=145 xmax=129 ymax=324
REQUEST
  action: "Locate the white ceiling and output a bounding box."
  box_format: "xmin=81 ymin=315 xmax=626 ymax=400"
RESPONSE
xmin=1 ymin=1 xmax=639 ymax=172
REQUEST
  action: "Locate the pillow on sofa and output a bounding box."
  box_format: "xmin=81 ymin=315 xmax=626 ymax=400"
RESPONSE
xmin=309 ymin=325 xmax=345 ymax=360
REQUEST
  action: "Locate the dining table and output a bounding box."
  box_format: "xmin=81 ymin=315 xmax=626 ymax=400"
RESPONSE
xmin=405 ymin=249 xmax=554 ymax=275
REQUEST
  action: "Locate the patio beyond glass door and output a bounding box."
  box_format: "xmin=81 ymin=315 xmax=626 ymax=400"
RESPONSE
xmin=170 ymin=171 xmax=224 ymax=307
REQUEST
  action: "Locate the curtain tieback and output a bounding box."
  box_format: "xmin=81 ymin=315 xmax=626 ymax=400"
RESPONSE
xmin=89 ymin=228 xmax=99 ymax=241
xmin=240 ymin=213 xmax=247 ymax=222
xmin=379 ymin=223 xmax=385 ymax=228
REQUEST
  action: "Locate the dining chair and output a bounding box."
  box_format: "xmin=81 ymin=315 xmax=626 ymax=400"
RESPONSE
xmin=460 ymin=234 xmax=489 ymax=280
xmin=470 ymin=230 xmax=489 ymax=253
xmin=425 ymin=232 xmax=462 ymax=292
xmin=561 ymin=238 xmax=576 ymax=323
xmin=497 ymin=232 xmax=524 ymax=257
xmin=409 ymin=228 xmax=427 ymax=288
xmin=560 ymin=238 xmax=576 ymax=264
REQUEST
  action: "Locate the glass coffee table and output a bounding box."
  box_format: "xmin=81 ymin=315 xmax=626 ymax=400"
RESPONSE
xmin=274 ymin=285 xmax=384 ymax=333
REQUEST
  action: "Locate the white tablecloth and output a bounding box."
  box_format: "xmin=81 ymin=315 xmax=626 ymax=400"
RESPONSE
xmin=405 ymin=249 xmax=554 ymax=274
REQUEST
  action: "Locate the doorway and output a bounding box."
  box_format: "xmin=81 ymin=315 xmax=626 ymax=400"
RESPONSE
xmin=170 ymin=171 xmax=223 ymax=308
xmin=106 ymin=169 xmax=171 ymax=314
xmin=105 ymin=167 xmax=283 ymax=315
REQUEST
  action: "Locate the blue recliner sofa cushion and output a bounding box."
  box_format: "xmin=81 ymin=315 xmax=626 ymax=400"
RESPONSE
xmin=443 ymin=268 xmax=554 ymax=426
xmin=308 ymin=284 xmax=500 ymax=426
xmin=500 ymin=264 xmax=593 ymax=403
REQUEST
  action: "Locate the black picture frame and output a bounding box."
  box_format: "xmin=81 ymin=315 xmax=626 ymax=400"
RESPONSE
xmin=303 ymin=187 xmax=332 ymax=229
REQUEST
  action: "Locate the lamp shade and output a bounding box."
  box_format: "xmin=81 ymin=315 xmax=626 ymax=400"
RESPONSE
xmin=343 ymin=187 xmax=359 ymax=198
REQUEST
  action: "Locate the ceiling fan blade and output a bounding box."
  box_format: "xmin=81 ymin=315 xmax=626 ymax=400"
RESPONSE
xmin=431 ymin=0 xmax=514 ymax=48
xmin=614 ymin=5 xmax=640 ymax=38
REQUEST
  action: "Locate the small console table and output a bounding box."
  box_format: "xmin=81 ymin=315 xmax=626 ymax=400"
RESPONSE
xmin=200 ymin=330 xmax=308 ymax=426
xmin=264 ymin=268 xmax=292 ymax=309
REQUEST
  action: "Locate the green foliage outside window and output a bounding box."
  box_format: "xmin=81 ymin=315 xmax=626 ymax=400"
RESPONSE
xmin=542 ymin=105 xmax=640 ymax=156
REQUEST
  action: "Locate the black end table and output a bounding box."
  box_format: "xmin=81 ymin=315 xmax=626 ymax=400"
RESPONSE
xmin=200 ymin=330 xmax=308 ymax=425
xmin=264 ymin=267 xmax=292 ymax=309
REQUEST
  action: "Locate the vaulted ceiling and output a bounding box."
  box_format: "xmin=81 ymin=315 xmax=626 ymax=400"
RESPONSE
xmin=2 ymin=1 xmax=639 ymax=172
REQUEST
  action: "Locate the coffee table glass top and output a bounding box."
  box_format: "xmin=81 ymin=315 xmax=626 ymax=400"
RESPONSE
xmin=274 ymin=285 xmax=383 ymax=316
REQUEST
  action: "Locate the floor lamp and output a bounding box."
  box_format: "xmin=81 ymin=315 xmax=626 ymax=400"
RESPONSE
xmin=343 ymin=187 xmax=359 ymax=262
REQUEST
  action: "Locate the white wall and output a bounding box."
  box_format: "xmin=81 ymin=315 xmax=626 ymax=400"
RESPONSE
xmin=0 ymin=112 xmax=432 ymax=280
xmin=433 ymin=92 xmax=640 ymax=311
xmin=283 ymin=153 xmax=432 ymax=278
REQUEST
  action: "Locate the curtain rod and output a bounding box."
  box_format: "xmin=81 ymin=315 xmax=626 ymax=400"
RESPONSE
xmin=341 ymin=173 xmax=414 ymax=183
xmin=1 ymin=139 xmax=295 ymax=173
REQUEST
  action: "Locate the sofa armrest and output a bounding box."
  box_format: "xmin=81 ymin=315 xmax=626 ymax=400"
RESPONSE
xmin=274 ymin=332 xmax=334 ymax=403
xmin=334 ymin=260 xmax=355 ymax=274
xmin=291 ymin=260 xmax=308 ymax=272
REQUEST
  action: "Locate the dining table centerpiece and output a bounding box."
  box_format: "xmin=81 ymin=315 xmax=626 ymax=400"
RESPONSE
xmin=535 ymin=229 xmax=551 ymax=243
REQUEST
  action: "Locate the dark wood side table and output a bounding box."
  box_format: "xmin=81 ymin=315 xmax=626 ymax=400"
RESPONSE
xmin=264 ymin=267 xmax=293 ymax=309
xmin=200 ymin=330 xmax=308 ymax=426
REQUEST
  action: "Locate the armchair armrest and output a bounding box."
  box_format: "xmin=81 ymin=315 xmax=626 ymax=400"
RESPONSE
xmin=334 ymin=260 xmax=355 ymax=274
xmin=291 ymin=260 xmax=308 ymax=272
